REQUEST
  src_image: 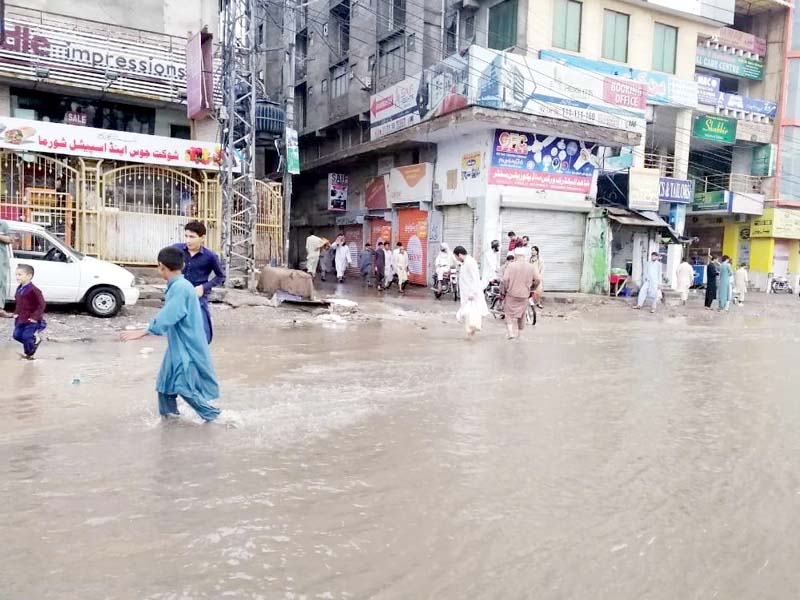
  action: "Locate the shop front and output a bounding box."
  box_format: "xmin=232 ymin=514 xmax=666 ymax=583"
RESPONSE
xmin=389 ymin=164 xmax=434 ymax=286
xmin=0 ymin=116 xmax=283 ymax=265
xmin=750 ymin=207 xmax=800 ymax=290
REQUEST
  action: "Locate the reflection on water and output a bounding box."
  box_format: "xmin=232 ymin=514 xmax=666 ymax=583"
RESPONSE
xmin=2 ymin=318 xmax=800 ymax=599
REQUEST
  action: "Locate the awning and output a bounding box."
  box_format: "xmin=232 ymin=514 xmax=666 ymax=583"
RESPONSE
xmin=606 ymin=206 xmax=667 ymax=227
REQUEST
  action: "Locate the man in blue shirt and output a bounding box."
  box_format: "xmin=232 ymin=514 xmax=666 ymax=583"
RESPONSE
xmin=173 ymin=221 xmax=225 ymax=343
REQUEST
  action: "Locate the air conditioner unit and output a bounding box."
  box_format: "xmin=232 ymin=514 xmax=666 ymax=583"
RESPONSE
xmin=361 ymin=75 xmax=373 ymax=91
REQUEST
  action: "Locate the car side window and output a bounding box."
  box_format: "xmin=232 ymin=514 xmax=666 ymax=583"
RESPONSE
xmin=11 ymin=232 xmax=67 ymax=262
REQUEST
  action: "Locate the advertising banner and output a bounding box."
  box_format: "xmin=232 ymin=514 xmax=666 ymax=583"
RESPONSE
xmin=488 ymin=129 xmax=599 ymax=194
xmin=696 ymin=46 xmax=764 ymax=80
xmin=751 ymin=208 xmax=800 ymax=239
xmin=461 ymin=152 xmax=482 ymax=180
xmin=659 ymin=178 xmax=695 ymax=204
xmin=539 ymin=49 xmax=698 ymax=108
xmin=716 ymin=92 xmax=777 ymax=118
xmin=0 ymin=116 xmax=227 ymax=170
xmin=328 ymin=173 xmax=348 ymax=212
xmin=696 ymin=74 xmax=721 ymax=106
xmin=286 ymin=128 xmax=300 ymax=174
xmin=692 ymin=114 xmax=737 ymax=143
xmin=388 ymin=163 xmax=434 ymax=204
xmin=628 ymin=168 xmax=661 ymax=211
xmin=364 ymin=175 xmax=389 ymax=209
xmin=397 ymin=208 xmax=429 ymax=285
xmin=692 ymin=191 xmax=730 ymax=212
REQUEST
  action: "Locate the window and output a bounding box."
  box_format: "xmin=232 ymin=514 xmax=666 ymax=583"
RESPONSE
xmin=464 ymin=15 xmax=475 ymax=41
xmin=257 ymin=23 xmax=264 ymax=46
xmin=445 ymin=10 xmax=459 ymax=56
xmin=331 ymin=63 xmax=348 ymax=98
xmin=379 ymin=0 xmax=406 ymax=32
xmin=488 ymin=0 xmax=518 ymax=50
xmin=552 ymin=0 xmax=581 ymax=52
xmin=652 ymin=22 xmax=678 ymax=74
xmin=12 ymin=232 xmax=67 ymax=262
xmin=170 ymin=124 xmax=191 ymax=139
xmin=294 ymin=84 xmax=307 ymax=130
xmin=321 ymin=78 xmax=328 ymax=92
xmin=379 ymin=35 xmax=404 ymax=77
xmin=330 ymin=4 xmax=350 ymax=56
xmin=602 ymin=9 xmax=629 ymax=62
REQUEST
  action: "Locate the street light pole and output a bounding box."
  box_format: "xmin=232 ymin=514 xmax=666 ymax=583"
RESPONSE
xmin=282 ymin=0 xmax=296 ymax=267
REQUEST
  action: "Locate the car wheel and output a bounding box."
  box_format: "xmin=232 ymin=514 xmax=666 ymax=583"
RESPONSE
xmin=86 ymin=287 xmax=122 ymax=318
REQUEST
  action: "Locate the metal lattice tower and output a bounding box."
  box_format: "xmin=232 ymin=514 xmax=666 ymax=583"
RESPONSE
xmin=220 ymin=0 xmax=258 ymax=286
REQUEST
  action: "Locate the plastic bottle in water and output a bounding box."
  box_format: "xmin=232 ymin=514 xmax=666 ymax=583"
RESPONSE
xmin=71 ymin=375 xmax=81 ymax=385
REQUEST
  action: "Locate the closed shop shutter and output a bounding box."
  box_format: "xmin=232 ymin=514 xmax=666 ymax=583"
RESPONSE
xmin=500 ymin=208 xmax=586 ymax=292
xmin=774 ymin=239 xmax=790 ymax=277
xmin=342 ymin=225 xmax=363 ymax=278
xmin=398 ymin=208 xmax=429 ymax=285
xmin=368 ymin=219 xmax=392 ymax=246
xmin=441 ymin=205 xmax=474 ymax=254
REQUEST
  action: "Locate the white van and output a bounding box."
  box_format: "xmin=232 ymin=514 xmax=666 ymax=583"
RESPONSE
xmin=2 ymin=220 xmax=139 ymax=317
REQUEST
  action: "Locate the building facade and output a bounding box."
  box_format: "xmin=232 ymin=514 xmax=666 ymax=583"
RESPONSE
xmin=270 ymin=0 xmax=795 ymax=292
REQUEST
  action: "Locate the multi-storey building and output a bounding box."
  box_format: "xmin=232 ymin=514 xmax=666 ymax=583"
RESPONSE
xmin=0 ymin=0 xmax=283 ymax=267
xmin=267 ymin=0 xmax=794 ymax=292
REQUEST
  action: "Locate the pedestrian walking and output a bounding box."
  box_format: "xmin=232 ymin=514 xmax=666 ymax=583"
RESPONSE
xmin=394 ymin=242 xmax=409 ymax=293
xmin=374 ymin=240 xmax=387 ymax=291
xmin=319 ymin=242 xmax=335 ymax=282
xmin=633 ymin=252 xmax=662 ymax=313
xmin=530 ymin=245 xmax=544 ymax=308
xmin=331 ymin=234 xmax=352 ymax=283
xmin=502 ymin=247 xmax=539 ymax=340
xmin=483 ymin=240 xmax=502 ymax=288
xmin=120 ymin=246 xmax=221 ymax=422
xmin=174 ymin=221 xmax=225 ymax=344
xmin=734 ymin=263 xmax=749 ymax=305
xmin=305 ymin=230 xmax=325 ymax=279
xmin=0 ymin=218 xmax=11 ymax=308
xmin=454 ymin=246 xmax=489 ymax=338
xmin=383 ymin=242 xmax=395 ymax=290
xmin=2 ymin=264 xmax=46 ymax=360
xmin=676 ymin=258 xmax=695 ymax=306
xmin=359 ymin=243 xmax=375 ymax=286
xmin=718 ymin=255 xmax=733 ymax=311
xmin=705 ymin=256 xmax=720 ymax=310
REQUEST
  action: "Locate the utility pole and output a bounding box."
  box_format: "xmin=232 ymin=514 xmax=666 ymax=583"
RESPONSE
xmin=282 ymin=0 xmax=297 ymax=266
xmin=220 ymin=0 xmax=258 ymax=287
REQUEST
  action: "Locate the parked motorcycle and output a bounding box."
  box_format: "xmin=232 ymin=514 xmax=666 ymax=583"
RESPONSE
xmin=771 ymin=275 xmax=794 ymax=294
xmin=484 ymin=281 xmax=537 ymax=326
xmin=432 ymin=269 xmax=460 ymax=301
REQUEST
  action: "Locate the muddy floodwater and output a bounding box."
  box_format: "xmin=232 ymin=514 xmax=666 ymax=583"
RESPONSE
xmin=3 ymin=304 xmax=800 ymax=599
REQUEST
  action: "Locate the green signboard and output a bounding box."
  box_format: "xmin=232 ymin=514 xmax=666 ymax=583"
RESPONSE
xmin=696 ymin=46 xmax=764 ymax=80
xmin=692 ymin=114 xmax=737 ymax=144
xmin=692 ymin=190 xmax=730 ymax=212
xmin=286 ymin=128 xmax=300 ymax=175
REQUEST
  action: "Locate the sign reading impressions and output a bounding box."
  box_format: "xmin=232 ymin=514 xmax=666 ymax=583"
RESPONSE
xmin=692 ymin=114 xmax=737 ymax=144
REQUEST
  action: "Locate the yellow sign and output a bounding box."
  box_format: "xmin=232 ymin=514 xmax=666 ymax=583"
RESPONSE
xmin=750 ymin=208 xmax=800 ymax=239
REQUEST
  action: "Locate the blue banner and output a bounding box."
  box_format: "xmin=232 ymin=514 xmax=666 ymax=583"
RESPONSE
xmin=659 ymin=177 xmax=695 ymax=204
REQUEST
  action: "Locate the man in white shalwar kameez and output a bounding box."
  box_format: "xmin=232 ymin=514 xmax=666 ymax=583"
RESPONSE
xmin=393 ymin=242 xmax=409 ymax=293
xmin=734 ymin=264 xmax=749 ymax=305
xmin=331 ymin=234 xmax=352 ymax=282
xmin=482 ymin=240 xmax=501 ymax=288
xmin=453 ymin=245 xmax=489 ymax=337
xmin=305 ymin=231 xmax=325 ymax=279
xmin=634 ymin=252 xmax=662 ymax=313
xmin=676 ymin=258 xmax=695 ymax=305
xmin=383 ymin=245 xmax=395 ymax=289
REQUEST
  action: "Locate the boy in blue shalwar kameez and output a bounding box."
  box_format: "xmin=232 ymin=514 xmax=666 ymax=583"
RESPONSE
xmin=120 ymin=246 xmax=220 ymax=422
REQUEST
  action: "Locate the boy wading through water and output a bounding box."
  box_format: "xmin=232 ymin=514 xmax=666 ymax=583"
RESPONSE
xmin=1 ymin=264 xmax=46 ymax=360
xmin=120 ymin=246 xmax=221 ymax=422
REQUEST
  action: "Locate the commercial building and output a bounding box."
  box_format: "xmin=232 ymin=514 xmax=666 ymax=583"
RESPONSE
xmin=0 ymin=1 xmax=283 ymax=266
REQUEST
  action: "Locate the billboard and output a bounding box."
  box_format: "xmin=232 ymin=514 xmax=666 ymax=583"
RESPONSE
xmin=328 ymin=173 xmax=348 ymax=212
xmin=488 ymin=129 xmax=599 ymax=194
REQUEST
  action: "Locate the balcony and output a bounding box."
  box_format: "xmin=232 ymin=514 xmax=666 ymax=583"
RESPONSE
xmin=644 ymin=153 xmax=676 ymax=178
xmin=694 ymin=173 xmax=767 ymax=195
xmin=734 ymin=0 xmax=791 ymax=14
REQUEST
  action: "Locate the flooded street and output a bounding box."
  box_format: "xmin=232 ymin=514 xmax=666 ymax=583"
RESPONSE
xmin=4 ymin=297 xmax=800 ymax=599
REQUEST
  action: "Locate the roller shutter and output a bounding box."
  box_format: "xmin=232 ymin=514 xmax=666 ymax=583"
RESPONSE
xmin=441 ymin=205 xmax=475 ymax=254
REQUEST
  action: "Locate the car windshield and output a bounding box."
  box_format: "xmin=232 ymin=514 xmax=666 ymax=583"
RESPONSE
xmin=10 ymin=230 xmax=83 ymax=262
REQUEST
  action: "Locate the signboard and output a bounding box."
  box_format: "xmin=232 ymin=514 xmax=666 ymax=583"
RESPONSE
xmin=539 ymin=49 xmax=698 ymax=108
xmin=696 ymin=46 xmax=764 ymax=80
xmin=692 ymin=114 xmax=737 ymax=143
xmin=388 ymin=163 xmax=434 ymax=204
xmin=328 ymin=173 xmax=348 ymax=212
xmin=0 ymin=15 xmax=189 ymax=103
xmin=397 ymin=208 xmax=429 ymax=285
xmin=752 ymin=144 xmax=776 ymax=177
xmin=488 ymin=129 xmax=599 ymax=194
xmin=602 ymin=78 xmax=647 ymax=110
xmin=696 ymin=74 xmax=721 ymax=106
xmin=286 ymin=128 xmax=300 ymax=174
xmin=717 ymin=92 xmax=777 ymax=118
xmin=364 ymin=175 xmax=389 ymax=209
xmin=715 ymin=28 xmax=767 ymax=56
xmin=0 ymin=116 xmax=227 ymax=170
xmin=736 ymin=120 xmax=773 ymax=144
xmin=659 ymin=177 xmax=695 ymax=204
xmin=692 ymin=190 xmax=730 ymax=212
xmin=64 ymin=111 xmax=87 ymax=126
xmin=186 ymin=31 xmax=214 ymax=120
xmin=461 ymin=152 xmax=481 ymax=180
xmin=751 ymin=208 xmax=800 ymax=239
xmin=628 ymin=168 xmax=661 ymax=211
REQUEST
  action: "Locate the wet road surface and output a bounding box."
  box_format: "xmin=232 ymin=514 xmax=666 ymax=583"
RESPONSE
xmin=3 ymin=304 xmax=800 ymax=599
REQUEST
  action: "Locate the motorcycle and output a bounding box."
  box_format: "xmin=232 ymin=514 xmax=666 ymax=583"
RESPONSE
xmin=484 ymin=281 xmax=537 ymax=326
xmin=432 ymin=269 xmax=460 ymax=301
xmin=771 ymin=275 xmax=794 ymax=294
